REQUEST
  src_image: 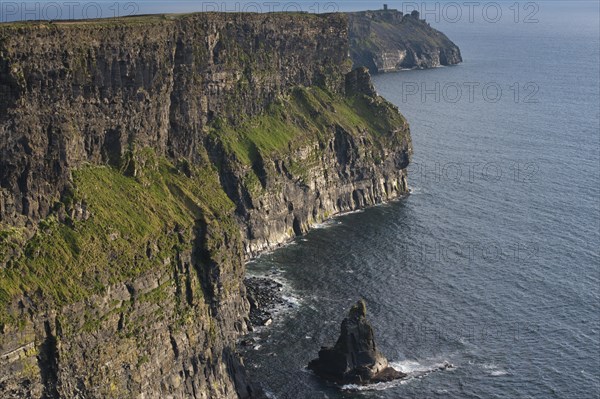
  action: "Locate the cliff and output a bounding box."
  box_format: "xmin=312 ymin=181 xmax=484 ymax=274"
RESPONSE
xmin=348 ymin=9 xmax=462 ymax=73
xmin=0 ymin=13 xmax=411 ymax=398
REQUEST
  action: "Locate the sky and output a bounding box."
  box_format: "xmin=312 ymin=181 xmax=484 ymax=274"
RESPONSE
xmin=0 ymin=1 xmax=598 ymax=25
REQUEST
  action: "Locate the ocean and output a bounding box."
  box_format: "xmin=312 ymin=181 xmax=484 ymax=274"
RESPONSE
xmin=243 ymin=2 xmax=600 ymax=398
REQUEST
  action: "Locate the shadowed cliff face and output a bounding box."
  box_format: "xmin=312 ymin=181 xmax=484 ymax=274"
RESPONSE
xmin=0 ymin=13 xmax=349 ymax=227
xmin=348 ymin=10 xmax=463 ymax=73
xmin=0 ymin=13 xmax=411 ymax=399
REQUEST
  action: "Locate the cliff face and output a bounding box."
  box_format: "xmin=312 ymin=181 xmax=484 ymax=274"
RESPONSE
xmin=0 ymin=13 xmax=411 ymax=398
xmin=0 ymin=13 xmax=348 ymax=228
xmin=218 ymin=68 xmax=411 ymax=257
xmin=348 ymin=10 xmax=462 ymax=73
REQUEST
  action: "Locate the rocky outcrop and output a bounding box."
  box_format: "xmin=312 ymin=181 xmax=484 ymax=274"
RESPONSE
xmin=0 ymin=12 xmax=411 ymax=399
xmin=231 ymin=67 xmax=411 ymax=257
xmin=308 ymin=300 xmax=406 ymax=384
xmin=345 ymin=66 xmax=378 ymax=97
xmin=348 ymin=9 xmax=462 ymax=73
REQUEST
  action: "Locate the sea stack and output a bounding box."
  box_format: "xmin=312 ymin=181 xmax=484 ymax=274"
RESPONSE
xmin=308 ymin=300 xmax=406 ymax=384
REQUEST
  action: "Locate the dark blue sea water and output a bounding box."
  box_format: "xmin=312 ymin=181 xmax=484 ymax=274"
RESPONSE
xmin=244 ymin=2 xmax=599 ymax=398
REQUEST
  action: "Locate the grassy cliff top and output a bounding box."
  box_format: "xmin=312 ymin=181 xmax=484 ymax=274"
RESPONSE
xmin=211 ymin=85 xmax=408 ymax=166
xmin=348 ymin=10 xmax=458 ymax=49
xmin=0 ymin=11 xmax=345 ymax=30
xmin=0 ymin=150 xmax=236 ymax=326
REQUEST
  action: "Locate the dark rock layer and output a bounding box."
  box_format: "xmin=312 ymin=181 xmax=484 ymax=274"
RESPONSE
xmin=308 ymin=300 xmax=406 ymax=384
xmin=348 ymin=9 xmax=462 ymax=73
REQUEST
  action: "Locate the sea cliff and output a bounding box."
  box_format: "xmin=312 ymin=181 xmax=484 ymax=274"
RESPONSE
xmin=0 ymin=13 xmax=411 ymax=398
xmin=348 ymin=9 xmax=462 ymax=72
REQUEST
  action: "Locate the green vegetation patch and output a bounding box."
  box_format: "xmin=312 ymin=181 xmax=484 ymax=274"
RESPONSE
xmin=209 ymin=86 xmax=408 ymax=167
xmin=0 ymin=150 xmax=235 ymax=324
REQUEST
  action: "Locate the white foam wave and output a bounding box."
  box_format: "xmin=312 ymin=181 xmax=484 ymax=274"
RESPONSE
xmin=341 ymin=359 xmax=456 ymax=392
xmin=390 ymin=359 xmax=438 ymax=373
xmin=337 ymin=208 xmax=365 ymax=216
xmin=312 ymin=219 xmax=341 ymax=229
xmin=264 ymin=390 xmax=278 ymax=399
xmin=481 ymin=363 xmax=508 ymax=377
xmin=408 ymin=186 xmax=422 ymax=195
xmin=314 ymin=209 xmax=366 ymax=229
xmin=281 ymin=293 xmax=301 ymax=307
xmin=342 ymin=379 xmax=408 ymax=392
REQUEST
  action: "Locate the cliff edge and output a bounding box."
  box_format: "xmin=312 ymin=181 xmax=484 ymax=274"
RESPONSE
xmin=348 ymin=9 xmax=463 ymax=73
